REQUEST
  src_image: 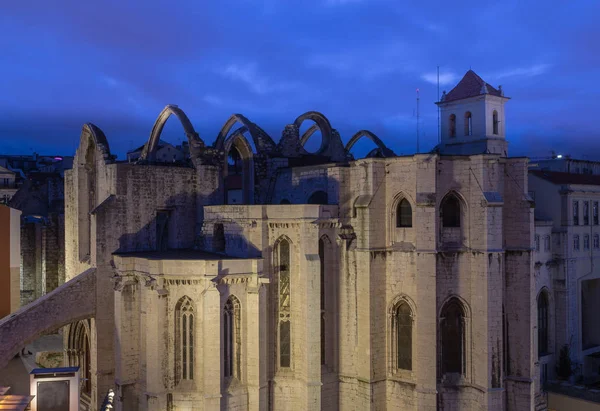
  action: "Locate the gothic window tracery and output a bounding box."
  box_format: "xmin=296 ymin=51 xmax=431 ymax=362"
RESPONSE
xmin=277 ymin=238 xmax=291 ymax=368
xmin=175 ymin=296 xmax=195 ymax=384
xmin=224 ymin=295 xmax=241 ymax=379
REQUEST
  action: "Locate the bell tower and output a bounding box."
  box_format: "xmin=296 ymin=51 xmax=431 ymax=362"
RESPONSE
xmin=436 ymin=70 xmax=510 ymax=156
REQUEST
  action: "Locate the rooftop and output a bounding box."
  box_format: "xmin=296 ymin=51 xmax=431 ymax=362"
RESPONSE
xmin=530 ymin=170 xmax=600 ymax=185
xmin=439 ymin=70 xmax=505 ymax=103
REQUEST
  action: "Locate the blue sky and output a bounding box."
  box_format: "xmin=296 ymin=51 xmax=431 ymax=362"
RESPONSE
xmin=1 ymin=0 xmax=599 ymax=159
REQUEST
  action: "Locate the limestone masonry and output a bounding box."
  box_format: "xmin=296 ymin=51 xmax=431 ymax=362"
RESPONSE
xmin=0 ymin=71 xmax=542 ymax=410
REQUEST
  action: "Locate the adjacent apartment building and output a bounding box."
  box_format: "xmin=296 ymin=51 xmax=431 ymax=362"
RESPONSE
xmin=529 ymin=164 xmax=600 ymax=388
xmin=0 ymin=204 xmax=21 ymax=318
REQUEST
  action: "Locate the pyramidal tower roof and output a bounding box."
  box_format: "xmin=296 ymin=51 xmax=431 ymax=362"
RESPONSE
xmin=440 ymin=70 xmax=507 ymax=103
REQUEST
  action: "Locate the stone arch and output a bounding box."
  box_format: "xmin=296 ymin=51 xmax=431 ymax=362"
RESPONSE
xmin=214 ymin=114 xmax=276 ymax=154
xmin=273 ymin=234 xmax=294 ymax=250
xmin=223 ymin=294 xmax=241 ymax=379
xmin=537 ymin=287 xmax=552 ymax=356
xmin=345 ymin=130 xmax=395 ymax=158
xmin=80 ymin=123 xmax=111 ymax=162
xmin=438 ymin=294 xmax=471 ymax=319
xmin=439 ymin=190 xmax=469 ymax=247
xmin=389 ymin=294 xmax=417 ymax=317
xmin=223 ymin=129 xmax=255 ymax=204
xmin=390 ymin=192 xmax=415 ymax=227
xmin=139 ymin=105 xmax=204 ymax=162
xmin=66 ymin=320 xmax=92 ymax=395
xmin=294 ymin=111 xmax=333 ymax=155
xmin=175 ymin=295 xmax=195 ymax=384
xmin=389 ymin=192 xmax=415 ymax=245
xmin=438 ymin=295 xmax=471 ymax=378
xmin=389 ymin=294 xmax=416 ymax=372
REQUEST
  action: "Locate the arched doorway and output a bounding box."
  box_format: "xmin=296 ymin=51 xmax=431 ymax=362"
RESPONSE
xmin=67 ymin=320 xmax=92 ymax=397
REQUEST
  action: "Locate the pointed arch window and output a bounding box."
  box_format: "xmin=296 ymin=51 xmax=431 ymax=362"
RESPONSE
xmin=493 ymin=110 xmax=499 ymax=135
xmin=320 ymin=238 xmax=326 ymax=365
xmin=441 ymin=195 xmax=461 ymax=228
xmin=277 ymin=239 xmax=292 ymax=368
xmin=175 ymin=296 xmax=195 ymax=384
xmin=394 ymin=301 xmax=413 ymax=370
xmin=464 ymin=112 xmax=472 ymax=136
xmin=537 ymin=291 xmax=549 ymax=356
xmin=396 ymin=198 xmax=412 ymax=228
xmin=224 ymin=296 xmax=241 ymax=379
xmin=449 ymin=114 xmax=456 ymax=138
xmin=441 ymin=299 xmax=466 ymax=375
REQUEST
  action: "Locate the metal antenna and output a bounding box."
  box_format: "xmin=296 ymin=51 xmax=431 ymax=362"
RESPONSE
xmin=416 ymin=88 xmax=420 ymax=153
xmin=437 ymin=65 xmax=440 ymax=144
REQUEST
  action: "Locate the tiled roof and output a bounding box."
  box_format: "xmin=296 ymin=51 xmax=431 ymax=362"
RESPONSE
xmin=529 ymin=170 xmax=600 ymax=185
xmin=441 ymin=70 xmax=504 ymax=103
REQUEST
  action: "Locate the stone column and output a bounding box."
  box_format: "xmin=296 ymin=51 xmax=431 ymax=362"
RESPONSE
xmin=246 ymin=273 xmax=265 ymax=411
xmin=336 ymin=227 xmax=357 ymax=410
xmin=303 ymin=253 xmax=321 ymax=410
xmin=203 ymin=280 xmax=222 ymax=409
xmin=144 ymin=277 xmax=168 ymax=411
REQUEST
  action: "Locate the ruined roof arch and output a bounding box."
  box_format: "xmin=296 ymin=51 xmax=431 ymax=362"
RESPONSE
xmin=345 ymin=130 xmax=395 ymax=158
xmin=214 ymin=114 xmax=277 ymax=155
xmin=224 ymin=128 xmax=254 ymax=160
xmin=294 ymin=111 xmax=333 ymax=155
xmin=79 ymin=123 xmax=112 ymax=164
xmin=139 ymin=105 xmax=204 ymax=162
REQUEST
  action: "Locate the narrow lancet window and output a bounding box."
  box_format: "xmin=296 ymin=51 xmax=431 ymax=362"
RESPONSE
xmin=175 ymin=296 xmax=195 ymax=384
xmin=277 ymin=239 xmax=291 ymax=368
xmin=493 ymin=110 xmax=499 ymax=135
xmin=396 ymin=198 xmax=412 ymax=228
xmin=224 ymin=296 xmax=241 ymax=379
xmin=441 ymin=299 xmax=465 ymax=375
xmin=464 ymin=112 xmax=472 ymax=136
xmin=449 ymin=114 xmax=456 ymax=138
xmin=395 ymin=302 xmax=412 ymax=370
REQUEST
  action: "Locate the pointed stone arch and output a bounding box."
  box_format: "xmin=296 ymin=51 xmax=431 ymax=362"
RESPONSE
xmin=223 ymin=129 xmax=255 ymax=204
xmin=76 ymin=124 xmax=111 ymax=263
xmin=139 ymin=105 xmax=204 ymax=162
xmin=438 ymin=295 xmax=472 ymax=379
xmin=294 ymin=111 xmax=333 ymax=155
xmin=66 ymin=319 xmax=92 ymax=395
xmin=80 ymin=123 xmax=112 ymax=162
xmin=214 ymin=114 xmax=277 ymax=154
xmin=345 ymin=130 xmax=395 ymax=158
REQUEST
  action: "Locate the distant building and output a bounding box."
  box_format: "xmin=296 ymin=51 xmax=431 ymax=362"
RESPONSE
xmin=0 ymin=166 xmax=18 ymax=204
xmin=9 ymin=172 xmax=66 ymax=306
xmin=530 ymin=167 xmax=600 ymax=388
xmin=127 ymin=139 xmax=188 ymax=163
xmin=530 ymin=156 xmax=600 ymax=175
xmin=0 ymin=204 xmax=21 ymax=319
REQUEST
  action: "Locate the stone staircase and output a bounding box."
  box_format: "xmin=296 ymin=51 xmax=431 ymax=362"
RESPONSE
xmin=0 ymin=269 xmax=96 ymax=369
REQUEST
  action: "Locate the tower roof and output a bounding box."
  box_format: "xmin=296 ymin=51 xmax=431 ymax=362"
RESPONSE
xmin=440 ymin=70 xmax=506 ymax=103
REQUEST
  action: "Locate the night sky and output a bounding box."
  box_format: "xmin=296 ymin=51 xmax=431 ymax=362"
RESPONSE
xmin=1 ymin=0 xmax=599 ymax=159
